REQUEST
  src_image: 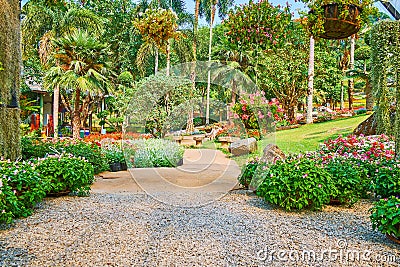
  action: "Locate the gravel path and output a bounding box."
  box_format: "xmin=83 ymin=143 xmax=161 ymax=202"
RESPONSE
xmin=0 ymin=191 xmax=399 ymax=267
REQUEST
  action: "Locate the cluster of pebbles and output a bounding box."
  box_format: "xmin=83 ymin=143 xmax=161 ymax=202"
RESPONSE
xmin=0 ymin=191 xmax=399 ymax=266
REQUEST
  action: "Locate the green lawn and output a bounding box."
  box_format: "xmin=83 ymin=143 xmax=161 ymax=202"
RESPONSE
xmin=269 ymin=114 xmax=369 ymax=154
xmin=203 ymin=114 xmax=369 ymax=166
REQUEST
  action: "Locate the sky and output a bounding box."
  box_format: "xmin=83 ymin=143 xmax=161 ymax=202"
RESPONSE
xmin=21 ymin=0 xmax=394 ymax=23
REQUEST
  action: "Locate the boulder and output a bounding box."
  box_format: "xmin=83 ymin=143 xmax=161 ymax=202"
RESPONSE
xmin=353 ymin=112 xmax=377 ymax=136
xmin=228 ymin=138 xmax=257 ymax=156
xmin=260 ymin=144 xmax=286 ymax=164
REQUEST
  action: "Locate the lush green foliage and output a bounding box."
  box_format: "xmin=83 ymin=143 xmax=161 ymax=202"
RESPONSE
xmin=255 ymin=156 xmax=336 ymax=211
xmin=370 ymin=196 xmax=400 ymax=238
xmin=0 ymin=160 xmax=45 ymax=221
xmin=124 ymin=139 xmax=184 ymax=168
xmin=238 ymin=159 xmax=259 ymax=189
xmin=128 ymin=74 xmax=193 ymax=138
xmin=21 ymin=137 xmax=109 ymax=174
xmin=102 ymin=144 xmax=125 ymax=165
xmin=371 ymin=20 xmax=400 ymax=156
xmin=36 ymin=154 xmax=94 ymax=196
xmin=0 ymin=153 xmax=95 ymax=224
xmin=44 ymin=29 xmax=112 ymax=139
xmin=372 ymin=159 xmax=400 ymax=198
xmin=324 ymin=158 xmax=365 ymax=205
xmin=257 ymin=23 xmax=309 ymax=120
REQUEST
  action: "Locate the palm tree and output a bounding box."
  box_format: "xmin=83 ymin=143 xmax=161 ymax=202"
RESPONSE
xmin=134 ymin=0 xmax=188 ymax=76
xmin=22 ymin=0 xmax=104 ymax=138
xmin=202 ymin=0 xmax=233 ymax=124
xmin=348 ymin=34 xmax=355 ymax=111
xmin=44 ymin=30 xmax=112 ymax=139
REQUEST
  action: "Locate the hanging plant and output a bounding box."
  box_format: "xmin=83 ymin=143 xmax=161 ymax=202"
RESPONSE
xmin=300 ymin=0 xmax=377 ymax=39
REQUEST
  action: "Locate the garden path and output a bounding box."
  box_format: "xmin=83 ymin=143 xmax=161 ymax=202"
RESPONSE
xmin=91 ymin=149 xmax=241 ymax=206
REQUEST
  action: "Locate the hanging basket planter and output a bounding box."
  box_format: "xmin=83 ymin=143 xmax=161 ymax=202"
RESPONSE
xmin=309 ymin=3 xmax=362 ymax=39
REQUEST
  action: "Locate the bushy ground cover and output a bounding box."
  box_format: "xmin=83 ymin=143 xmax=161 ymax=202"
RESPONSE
xmin=0 ymin=155 xmax=93 ymax=223
xmin=238 ymin=134 xmax=400 ymax=239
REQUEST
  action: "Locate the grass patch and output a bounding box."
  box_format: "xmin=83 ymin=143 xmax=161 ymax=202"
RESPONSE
xmin=269 ymin=114 xmax=369 ymax=154
xmin=210 ymin=114 xmax=369 ymax=167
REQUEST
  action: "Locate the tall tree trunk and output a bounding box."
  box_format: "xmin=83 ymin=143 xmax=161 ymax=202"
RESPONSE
xmin=0 ymin=0 xmax=21 ymax=160
xmin=206 ymin=2 xmax=216 ymax=125
xmin=340 ymin=80 xmax=344 ymax=110
xmin=155 ymin=46 xmax=159 ymax=74
xmin=186 ymin=0 xmax=200 ymax=133
xmin=166 ymin=40 xmax=170 ymax=76
xmin=72 ymin=88 xmax=81 ymax=139
xmin=365 ymin=77 xmax=374 ymax=111
xmin=348 ymin=35 xmax=355 ymax=111
xmin=53 ymin=85 xmax=59 ymax=139
xmin=306 ymin=36 xmax=314 ymax=124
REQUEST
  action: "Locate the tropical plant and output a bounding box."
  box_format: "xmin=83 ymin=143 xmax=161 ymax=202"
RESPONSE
xmin=133 ymin=8 xmax=181 ymax=75
xmin=0 ymin=159 xmax=46 ymax=219
xmin=238 ymin=159 xmax=259 ymax=189
xmin=324 ymin=157 xmax=365 ymax=205
xmin=22 ymin=0 xmax=105 ymax=138
xmin=36 ymin=154 xmax=95 ymax=196
xmin=255 ymin=155 xmax=337 ymax=211
xmin=371 ymin=159 xmax=400 ymax=198
xmin=257 ymin=22 xmax=309 ymax=121
xmin=128 ymin=73 xmax=193 ymax=138
xmin=370 ymin=196 xmax=400 ymax=240
xmin=44 ymin=30 xmax=112 ymax=139
xmin=21 ymin=137 xmax=109 ymax=174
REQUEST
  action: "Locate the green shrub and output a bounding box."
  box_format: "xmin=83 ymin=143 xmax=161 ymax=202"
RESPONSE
xmin=324 ymin=158 xmax=365 ymax=205
xmin=36 ymin=154 xmax=94 ymax=196
xmin=371 ymin=159 xmax=400 ymax=198
xmin=21 ymin=137 xmax=108 ymax=174
xmin=124 ymin=139 xmax=184 ymax=168
xmin=238 ymin=160 xmax=259 ymax=188
xmin=0 ymin=160 xmax=46 ymax=221
xmin=355 ymin=108 xmax=367 ymax=115
xmin=102 ymin=145 xmax=125 ymax=164
xmin=255 ymin=156 xmax=336 ymax=211
xmin=21 ymin=136 xmax=51 ymax=159
xmin=370 ymin=196 xmax=400 ymax=238
xmin=62 ymin=141 xmax=108 ymax=174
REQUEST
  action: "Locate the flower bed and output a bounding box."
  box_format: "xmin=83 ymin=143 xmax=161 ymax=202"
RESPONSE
xmin=240 ymin=134 xmax=399 ymax=210
xmin=0 ymin=154 xmax=94 ymax=224
xmin=21 ymin=137 xmax=109 ymax=174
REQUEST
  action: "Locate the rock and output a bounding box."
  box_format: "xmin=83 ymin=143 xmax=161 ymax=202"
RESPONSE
xmin=353 ymin=112 xmax=377 ymax=136
xmin=260 ymin=144 xmax=286 ymax=164
xmin=228 ymin=138 xmax=257 ymax=156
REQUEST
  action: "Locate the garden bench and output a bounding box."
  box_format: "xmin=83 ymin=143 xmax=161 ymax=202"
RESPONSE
xmin=193 ymin=136 xmax=204 ymax=146
xmin=218 ymin=136 xmax=237 ymax=149
xmin=173 ymin=136 xmax=183 ymax=145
